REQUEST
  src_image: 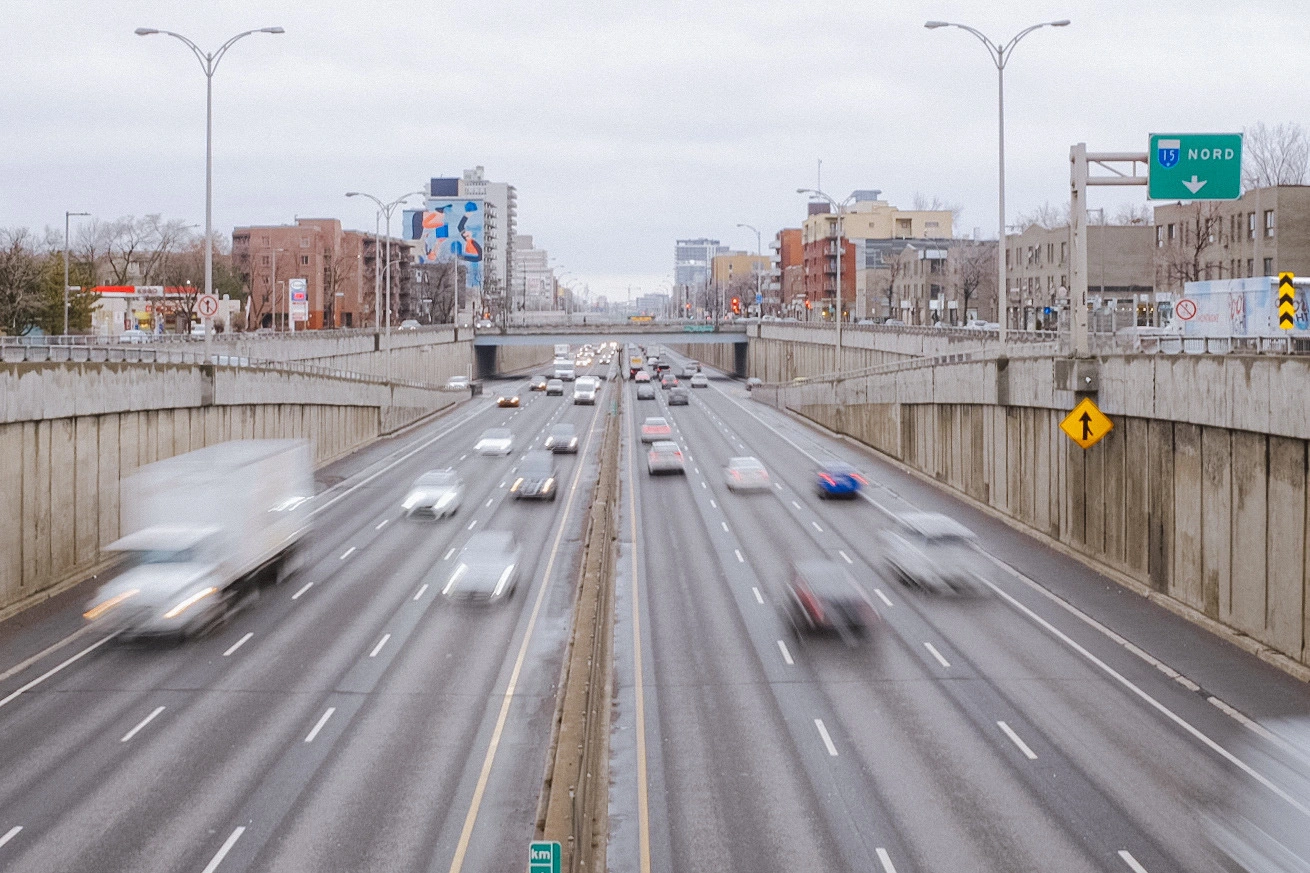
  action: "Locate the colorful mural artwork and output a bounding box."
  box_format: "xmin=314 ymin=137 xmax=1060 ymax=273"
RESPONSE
xmin=406 ymin=201 xmax=484 ymax=293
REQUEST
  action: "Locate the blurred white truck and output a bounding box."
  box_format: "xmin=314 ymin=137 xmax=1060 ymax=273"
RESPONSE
xmin=84 ymin=440 xmax=315 ymax=639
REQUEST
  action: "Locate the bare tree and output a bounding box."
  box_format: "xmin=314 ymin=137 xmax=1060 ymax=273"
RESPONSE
xmin=0 ymin=229 xmax=47 ymax=335
xmin=883 ymin=247 xmax=909 ymax=320
xmin=1112 ymin=203 xmax=1153 ymax=225
xmin=1014 ymin=201 xmax=1070 ymax=230
xmin=949 ymin=242 xmax=996 ymax=322
xmin=912 ymin=192 xmax=964 ymax=232
xmin=1156 ymin=202 xmax=1225 ymax=291
xmin=1243 ymin=122 xmax=1310 ymax=189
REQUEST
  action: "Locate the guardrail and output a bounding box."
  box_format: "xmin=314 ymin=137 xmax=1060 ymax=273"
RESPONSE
xmin=0 ymin=324 xmax=455 ymax=347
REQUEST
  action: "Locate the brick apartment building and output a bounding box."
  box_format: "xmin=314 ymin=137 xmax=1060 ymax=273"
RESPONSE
xmin=769 ymin=228 xmax=803 ymax=314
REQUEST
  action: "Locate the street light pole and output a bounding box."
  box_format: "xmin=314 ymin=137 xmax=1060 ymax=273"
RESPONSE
xmin=797 ymin=188 xmax=852 ymax=372
xmin=347 ymin=190 xmax=425 ymax=382
xmin=135 ymin=25 xmax=284 ymax=343
xmin=925 ymin=18 xmax=1069 ymax=346
xmin=736 ymin=222 xmax=762 ymax=316
xmin=64 ymin=211 xmax=90 ymax=335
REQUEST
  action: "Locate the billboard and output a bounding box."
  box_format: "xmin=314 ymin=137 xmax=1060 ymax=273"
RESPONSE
xmin=1179 ymin=277 xmax=1309 ymax=337
xmin=289 ymin=278 xmax=309 ymax=322
xmin=405 ymin=201 xmax=484 ymax=295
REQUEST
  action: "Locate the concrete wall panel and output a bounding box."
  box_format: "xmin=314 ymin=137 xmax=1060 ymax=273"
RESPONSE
xmin=1201 ymin=427 xmax=1232 ymax=622
xmin=1230 ymin=431 xmax=1268 ymax=639
xmin=1172 ymin=424 xmax=1204 ymax=612
xmin=1267 ymin=436 xmax=1306 ymax=656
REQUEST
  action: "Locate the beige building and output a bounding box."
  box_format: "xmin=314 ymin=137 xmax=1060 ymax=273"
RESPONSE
xmin=1152 ymin=185 xmax=1310 ymax=298
xmin=1004 ymin=223 xmax=1154 ymax=330
xmin=877 ymin=240 xmax=997 ymax=325
xmin=711 ymin=252 xmax=770 ymax=310
xmin=801 ymin=191 xmax=953 ymax=247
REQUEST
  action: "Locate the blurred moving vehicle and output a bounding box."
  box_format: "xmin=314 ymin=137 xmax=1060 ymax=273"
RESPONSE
xmin=84 ymin=440 xmax=313 ymax=639
xmin=724 ymin=457 xmax=770 ymax=492
xmin=783 ymin=559 xmax=879 ymax=643
xmin=636 ymin=383 xmax=656 ymax=400
xmin=573 ymin=376 xmax=599 ymax=405
xmin=398 ymin=319 xmax=421 ymax=330
xmin=497 ymin=394 xmax=521 ymax=408
xmin=629 ymin=354 xmax=645 ymax=377
xmin=441 ymin=532 xmax=520 ymax=602
xmin=681 ymin=361 xmax=700 ymax=377
xmin=746 ymin=377 xmax=763 ymax=391
xmin=659 ymin=373 xmax=679 ymax=390
xmin=689 ymin=373 xmax=709 ymax=388
xmin=545 ymin=422 xmax=579 ymax=453
xmin=882 ymin=513 xmax=983 ymax=594
xmin=402 ymin=468 xmax=464 ymax=518
xmin=511 ymin=450 xmax=558 ymax=500
xmin=633 ymin=370 xmax=651 ymax=384
xmin=667 ymin=386 xmax=689 ymax=406
xmin=529 ymin=375 xmax=548 ymax=391
xmin=553 ymin=359 xmax=576 ymax=381
xmin=554 ymin=343 xmax=570 ymax=358
xmin=815 ymin=462 xmax=866 ymax=498
xmin=546 ymin=378 xmax=565 ymax=396
xmin=647 ymin=441 xmax=686 ymax=474
xmin=640 ymin=417 xmax=671 ymax=442
xmin=445 ymin=375 xmax=470 ymax=391
xmin=475 ymin=427 xmax=514 ymax=455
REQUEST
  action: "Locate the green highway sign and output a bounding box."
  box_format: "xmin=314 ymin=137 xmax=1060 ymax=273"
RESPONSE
xmin=682 ymin=324 xmax=715 ymax=333
xmin=1148 ymin=133 xmax=1243 ymax=200
xmin=529 ymin=840 xmax=561 ymax=873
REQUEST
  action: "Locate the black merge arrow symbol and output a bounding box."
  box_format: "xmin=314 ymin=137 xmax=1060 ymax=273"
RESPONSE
xmin=1080 ymin=411 xmax=1092 ymax=441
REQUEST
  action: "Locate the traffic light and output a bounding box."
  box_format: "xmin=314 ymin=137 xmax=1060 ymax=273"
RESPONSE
xmin=731 ymin=297 xmax=740 ymax=314
xmin=804 ymin=299 xmax=812 ymax=310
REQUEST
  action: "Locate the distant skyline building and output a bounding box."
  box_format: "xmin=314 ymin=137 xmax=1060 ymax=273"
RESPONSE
xmin=513 ymin=234 xmax=554 ymax=311
xmin=675 ymin=237 xmax=728 ymax=315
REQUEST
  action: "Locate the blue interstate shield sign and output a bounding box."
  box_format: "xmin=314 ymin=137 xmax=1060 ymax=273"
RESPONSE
xmin=1157 ymin=139 xmax=1180 ymax=169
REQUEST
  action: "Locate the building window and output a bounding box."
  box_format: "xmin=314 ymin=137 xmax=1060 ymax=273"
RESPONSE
xmin=1047 ymin=243 xmax=1054 ymax=263
xmin=1264 ymin=210 xmax=1275 ymax=237
xmin=1247 ymin=258 xmax=1254 ymax=277
xmin=1248 ymin=213 xmax=1256 ymax=240
xmin=261 ymin=254 xmax=270 ymax=266
xmin=298 ymin=254 xmax=308 ymax=266
xmin=1167 ymin=224 xmax=1176 ymax=243
xmin=300 ymin=237 xmax=311 ymax=248
xmin=1264 ymin=257 xmax=1274 ymax=276
xmin=1156 ymin=227 xmax=1164 ymax=248
xmin=1061 ymin=241 xmax=1067 ymax=262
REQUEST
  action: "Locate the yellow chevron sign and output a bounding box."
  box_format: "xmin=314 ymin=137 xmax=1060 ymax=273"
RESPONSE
xmin=1279 ymin=272 xmax=1296 ymax=330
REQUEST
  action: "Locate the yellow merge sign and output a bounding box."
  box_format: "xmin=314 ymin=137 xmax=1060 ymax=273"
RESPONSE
xmin=1060 ymin=397 xmax=1113 ymax=450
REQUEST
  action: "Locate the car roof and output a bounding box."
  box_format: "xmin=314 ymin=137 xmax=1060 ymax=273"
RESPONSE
xmin=793 ymin=560 xmax=860 ymax=597
xmin=820 ymin=461 xmax=858 ymax=474
xmin=650 ymin=440 xmax=680 ymax=451
xmin=460 ymin=531 xmax=517 ymax=561
xmin=642 ymin=417 xmax=668 ymax=426
xmin=727 ymin=456 xmax=764 ymax=468
xmin=481 ymin=428 xmax=512 ymax=439
xmin=895 ymin=512 xmax=976 ymax=539
xmin=415 ymin=468 xmax=459 ymax=485
xmin=549 ymin=422 xmax=576 ymax=434
xmin=520 ymin=450 xmax=555 ymax=472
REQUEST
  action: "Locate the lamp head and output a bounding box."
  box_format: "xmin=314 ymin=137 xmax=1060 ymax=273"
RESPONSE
xmin=134 ymin=27 xmax=159 ymax=36
xmin=924 ymin=21 xmax=949 ymax=29
xmin=346 ymin=192 xmax=360 ymax=198
xmin=1051 ymin=19 xmax=1071 ymax=27
xmin=261 ymin=26 xmax=285 ymax=34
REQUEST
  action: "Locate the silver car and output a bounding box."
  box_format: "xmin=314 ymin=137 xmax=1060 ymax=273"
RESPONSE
xmin=441 ymin=532 xmax=521 ymax=602
xmin=882 ymin=512 xmax=983 ymax=594
xmin=402 ymin=468 xmax=463 ymax=518
xmin=723 ymin=457 xmax=770 ymax=492
xmin=647 ymin=441 xmax=685 ymax=475
xmin=690 ymin=373 xmax=709 ymax=388
xmin=474 ymin=427 xmax=514 ymax=456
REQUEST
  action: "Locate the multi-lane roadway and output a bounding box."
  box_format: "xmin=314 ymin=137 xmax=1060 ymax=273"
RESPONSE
xmin=4 ymin=346 xmax=1310 ymax=872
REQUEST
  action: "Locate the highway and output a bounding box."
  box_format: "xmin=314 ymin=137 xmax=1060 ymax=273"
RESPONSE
xmin=4 ymin=347 xmax=1310 ymax=872
xmin=609 ymin=349 xmax=1310 ymax=873
xmin=0 ymin=364 xmax=612 ymax=873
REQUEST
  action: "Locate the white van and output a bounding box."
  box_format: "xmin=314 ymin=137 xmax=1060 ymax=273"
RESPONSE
xmin=573 ymin=376 xmax=599 ymax=405
xmin=553 ymin=359 xmax=576 ymax=381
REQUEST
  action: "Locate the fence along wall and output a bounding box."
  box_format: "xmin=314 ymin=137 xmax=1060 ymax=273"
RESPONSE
xmin=771 ymin=354 xmax=1310 ymax=670
xmin=0 ymin=361 xmax=458 ymax=619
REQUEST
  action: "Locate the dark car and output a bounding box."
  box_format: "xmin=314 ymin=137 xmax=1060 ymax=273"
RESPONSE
xmin=440 ymin=532 xmax=520 ymax=602
xmin=529 ymin=375 xmax=549 ymax=391
xmin=667 ymin=386 xmax=689 ymax=406
xmin=784 ymin=559 xmax=879 ymax=643
xmin=511 ymin=450 xmax=558 ymax=500
xmin=816 ymin=462 xmax=866 ymax=498
xmin=659 ymin=373 xmax=679 ymax=390
xmin=544 ymin=422 xmax=579 ymax=453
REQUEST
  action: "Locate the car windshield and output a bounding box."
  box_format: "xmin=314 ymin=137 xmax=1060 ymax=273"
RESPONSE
xmin=480 ymin=428 xmax=512 ymax=441
xmin=414 ymin=470 xmax=458 ymax=487
xmin=643 ymin=418 xmax=667 ymax=428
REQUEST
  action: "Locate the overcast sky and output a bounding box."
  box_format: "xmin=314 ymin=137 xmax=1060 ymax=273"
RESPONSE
xmin=1 ymin=1 xmax=1299 ymax=301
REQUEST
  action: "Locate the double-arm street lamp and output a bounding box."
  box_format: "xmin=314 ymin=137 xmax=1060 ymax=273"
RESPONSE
xmin=925 ymin=18 xmax=1069 ymax=344
xmin=63 ymin=211 xmax=90 ymax=335
xmin=797 ymin=188 xmax=854 ymax=371
xmin=346 ymin=190 xmax=425 ymax=382
xmin=135 ymin=26 xmax=284 ymax=347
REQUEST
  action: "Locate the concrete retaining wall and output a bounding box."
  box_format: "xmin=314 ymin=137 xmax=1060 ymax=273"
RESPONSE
xmin=761 ymin=353 xmax=1310 ymax=669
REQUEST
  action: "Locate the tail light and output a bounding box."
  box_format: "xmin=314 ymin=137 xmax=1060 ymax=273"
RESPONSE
xmin=797 ymin=586 xmax=825 ymax=624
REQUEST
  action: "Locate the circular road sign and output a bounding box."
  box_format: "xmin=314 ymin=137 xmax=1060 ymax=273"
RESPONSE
xmin=1175 ymin=298 xmax=1198 ymax=321
xmin=197 ymin=294 xmax=220 ymax=319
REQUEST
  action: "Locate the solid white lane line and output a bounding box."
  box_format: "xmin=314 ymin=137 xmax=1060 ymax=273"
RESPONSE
xmin=874 ymin=589 xmax=893 ymax=607
xmin=223 ymin=632 xmax=254 ymax=657
xmin=375 ymin=518 xmax=389 ymax=531
xmin=876 ymin=848 xmax=898 ymax=873
xmin=200 ymin=826 xmax=246 ymax=873
xmin=924 ymin=642 xmax=951 ymax=668
xmin=369 ymin=634 xmax=390 ymax=658
xmin=0 ymin=826 xmax=20 ymax=849
xmin=777 ymin=640 xmax=794 ymax=665
xmin=811 ymin=521 xmax=823 ymax=532
xmin=791 ymin=500 xmax=802 ymax=509
xmin=444 ymin=548 xmax=456 ymax=560
xmin=413 ymin=583 xmax=429 ymax=601
xmin=734 ymin=550 xmax=744 ymax=563
xmin=753 ymin=587 xmax=764 ymax=604
xmin=997 ymin=721 xmax=1038 ymax=760
xmin=304 ymin=707 xmax=336 ymax=743
xmin=339 ymin=546 xmax=356 ymax=560
xmin=839 ymin=550 xmax=852 ymax=564
xmin=119 ymin=706 xmax=165 ymax=743
xmin=1118 ymin=850 xmax=1149 ymax=873
xmin=720 ymin=522 xmax=729 ymax=532
xmin=0 ymin=633 xmax=116 ymax=712
xmin=467 ymin=519 xmax=478 ymax=530
xmin=291 ymin=581 xmax=313 ymax=600
xmin=814 ymin=719 xmax=838 ymax=756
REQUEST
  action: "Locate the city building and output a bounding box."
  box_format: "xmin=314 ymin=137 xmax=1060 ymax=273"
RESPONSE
xmin=881 ymin=239 xmax=997 ymax=325
xmin=1004 ymin=223 xmax=1154 ymax=330
xmin=233 ymin=218 xmax=404 ymax=330
xmin=769 ymin=228 xmax=803 ymax=315
xmin=800 ymin=191 xmax=954 ymax=319
xmin=633 ymin=292 xmax=670 ymax=317
xmin=675 ymin=238 xmax=728 ymax=315
xmin=512 ymin=234 xmax=554 ymax=311
xmin=711 ymin=251 xmax=770 ymax=313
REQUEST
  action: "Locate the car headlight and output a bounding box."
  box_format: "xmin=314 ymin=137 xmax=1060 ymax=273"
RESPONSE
xmin=84 ymin=588 xmax=140 ymax=620
xmin=542 ymin=478 xmax=554 ymax=492
xmin=545 ymin=438 xmax=554 ymax=447
xmin=493 ymin=564 xmax=515 ymax=598
xmin=435 ymin=492 xmax=454 ymax=507
xmin=443 ymin=563 xmax=468 ymax=594
xmin=162 ymin=587 xmax=218 ymax=619
xmin=402 ymin=494 xmax=420 ymax=510
xmin=511 ymin=477 xmax=523 ymax=492
xmin=569 ymin=438 xmax=577 ymax=446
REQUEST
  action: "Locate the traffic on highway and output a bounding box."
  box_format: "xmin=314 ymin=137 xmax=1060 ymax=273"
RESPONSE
xmin=1 ymin=340 xmax=1309 ymax=873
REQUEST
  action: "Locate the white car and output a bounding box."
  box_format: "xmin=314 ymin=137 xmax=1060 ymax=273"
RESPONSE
xmin=474 ymin=427 xmax=514 ymax=456
xmin=118 ymin=329 xmax=150 ymax=343
xmin=446 ymin=375 xmax=471 ymax=391
xmin=724 ymin=457 xmax=770 ymax=492
xmin=573 ymin=376 xmax=599 ymax=405
xmin=689 ymin=373 xmax=709 ymax=388
xmin=882 ymin=513 xmax=983 ymax=595
xmin=647 ymin=441 xmax=685 ymax=475
xmin=402 ymin=468 xmax=463 ymax=518
xmin=442 ymin=532 xmax=520 ymax=602
xmin=398 ymin=319 xmax=421 ymax=330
